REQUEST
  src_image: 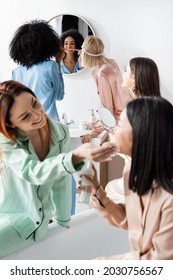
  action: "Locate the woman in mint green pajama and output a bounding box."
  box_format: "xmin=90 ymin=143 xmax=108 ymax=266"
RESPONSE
xmin=0 ymin=80 xmax=115 ymax=258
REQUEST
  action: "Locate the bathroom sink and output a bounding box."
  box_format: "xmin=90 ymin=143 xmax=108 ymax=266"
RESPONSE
xmin=69 ymin=127 xmax=108 ymax=146
xmin=69 ymin=127 xmax=91 ymax=138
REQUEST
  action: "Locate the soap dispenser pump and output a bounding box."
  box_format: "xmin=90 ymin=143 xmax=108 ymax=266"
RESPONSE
xmin=88 ymin=109 xmax=96 ymax=130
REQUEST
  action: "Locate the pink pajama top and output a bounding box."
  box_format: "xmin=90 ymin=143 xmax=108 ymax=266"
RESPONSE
xmin=91 ymin=162 xmax=173 ymax=259
xmin=92 ymin=59 xmax=133 ymax=121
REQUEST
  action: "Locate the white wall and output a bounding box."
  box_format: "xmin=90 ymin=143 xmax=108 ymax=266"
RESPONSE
xmin=0 ymin=0 xmax=173 ymax=126
xmin=1 ymin=0 xmax=173 ymax=183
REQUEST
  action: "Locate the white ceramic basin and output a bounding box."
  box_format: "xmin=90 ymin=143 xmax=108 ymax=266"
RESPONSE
xmin=69 ymin=127 xmax=108 ymax=146
xmin=3 ymin=209 xmax=129 ymax=260
xmin=69 ymin=127 xmax=91 ymax=138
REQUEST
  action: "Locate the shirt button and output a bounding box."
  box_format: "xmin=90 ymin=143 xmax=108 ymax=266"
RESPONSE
xmin=39 ymin=208 xmax=42 ymax=211
xmin=36 ymin=221 xmax=40 ymax=225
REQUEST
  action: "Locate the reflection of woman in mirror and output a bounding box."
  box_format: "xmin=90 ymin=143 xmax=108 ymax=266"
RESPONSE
xmin=82 ymin=96 xmax=173 ymax=260
xmin=60 ymin=29 xmax=84 ymax=74
xmin=9 ymin=19 xmax=65 ymax=121
xmin=0 ymin=80 xmax=115 ymax=258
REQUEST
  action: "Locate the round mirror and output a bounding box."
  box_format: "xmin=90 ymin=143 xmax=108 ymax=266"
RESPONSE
xmin=97 ymin=107 xmax=116 ymax=132
xmin=48 ymin=14 xmax=95 ymax=75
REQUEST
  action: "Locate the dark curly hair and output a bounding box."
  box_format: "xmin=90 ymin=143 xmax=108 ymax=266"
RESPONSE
xmin=9 ymin=19 xmax=62 ymax=68
xmin=60 ymin=28 xmax=84 ymax=60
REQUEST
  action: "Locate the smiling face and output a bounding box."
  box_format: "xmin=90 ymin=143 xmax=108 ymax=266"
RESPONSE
xmin=64 ymin=36 xmax=76 ymax=53
xmin=110 ymin=108 xmax=133 ymax=157
xmin=9 ymin=92 xmax=47 ymax=133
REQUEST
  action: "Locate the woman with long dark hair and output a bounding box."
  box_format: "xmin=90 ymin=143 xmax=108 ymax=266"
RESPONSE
xmin=82 ymin=96 xmax=173 ymax=259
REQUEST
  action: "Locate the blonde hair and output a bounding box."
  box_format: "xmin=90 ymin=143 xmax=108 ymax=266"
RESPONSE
xmin=81 ymin=35 xmax=107 ymax=67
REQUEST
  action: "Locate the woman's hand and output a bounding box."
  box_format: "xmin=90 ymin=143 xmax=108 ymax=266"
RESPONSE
xmin=81 ymin=134 xmax=92 ymax=143
xmin=80 ymin=121 xmax=105 ymax=143
xmin=108 ymin=127 xmax=120 ymax=153
xmin=109 ymin=126 xmax=117 ymax=143
xmin=92 ymin=120 xmax=104 ymax=131
xmin=79 ymin=164 xmax=99 ymax=196
xmin=72 ymin=142 xmax=116 ymax=166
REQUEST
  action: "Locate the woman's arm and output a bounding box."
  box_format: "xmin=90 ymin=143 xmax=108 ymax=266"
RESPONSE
xmin=1 ymin=136 xmax=115 ymax=186
xmin=72 ymin=142 xmax=116 ymax=166
xmin=51 ymin=61 xmax=65 ymax=100
xmin=79 ymin=164 xmax=128 ymax=229
xmin=90 ymin=187 xmax=127 ymax=229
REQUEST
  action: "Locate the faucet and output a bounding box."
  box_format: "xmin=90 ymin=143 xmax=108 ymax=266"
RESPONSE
xmin=61 ymin=113 xmax=75 ymax=126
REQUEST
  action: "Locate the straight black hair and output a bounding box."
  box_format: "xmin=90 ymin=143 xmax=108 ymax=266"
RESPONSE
xmin=130 ymin=57 xmax=161 ymax=97
xmin=127 ymin=96 xmax=173 ymax=196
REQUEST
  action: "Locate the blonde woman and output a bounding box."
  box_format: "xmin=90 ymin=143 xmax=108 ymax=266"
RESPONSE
xmin=81 ymin=35 xmax=132 ymax=122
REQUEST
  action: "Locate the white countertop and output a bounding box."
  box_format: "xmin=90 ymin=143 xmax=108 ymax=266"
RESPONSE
xmin=69 ymin=127 xmax=108 ymax=146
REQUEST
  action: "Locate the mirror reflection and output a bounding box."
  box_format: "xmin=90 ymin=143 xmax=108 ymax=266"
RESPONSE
xmin=48 ymin=14 xmax=95 ymax=75
xmin=60 ymin=28 xmax=84 ymax=74
xmin=97 ymin=107 xmax=116 ymax=133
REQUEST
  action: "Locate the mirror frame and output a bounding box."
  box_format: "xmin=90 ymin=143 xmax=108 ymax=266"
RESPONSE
xmin=47 ymin=13 xmax=95 ymax=76
xmin=97 ymin=107 xmax=116 ymax=133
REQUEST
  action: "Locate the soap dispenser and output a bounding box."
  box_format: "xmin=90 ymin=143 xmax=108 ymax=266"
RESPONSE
xmin=88 ymin=109 xmax=96 ymax=130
